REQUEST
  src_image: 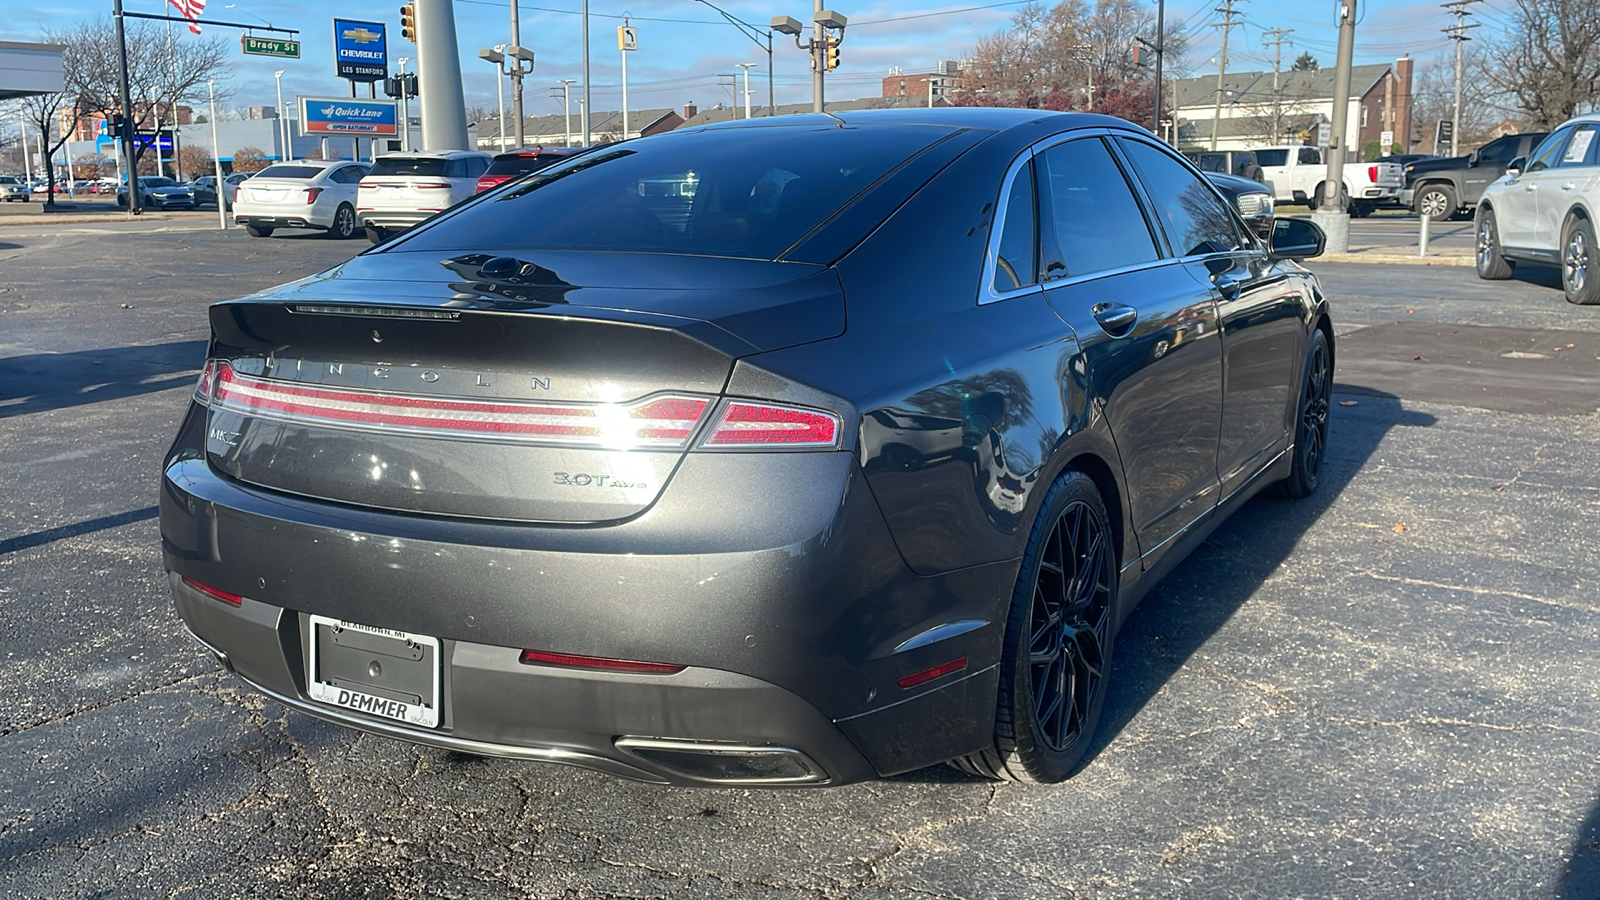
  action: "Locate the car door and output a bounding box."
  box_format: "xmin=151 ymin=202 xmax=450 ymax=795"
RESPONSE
xmin=1536 ymin=123 xmax=1599 ymax=249
xmin=1502 ymin=126 xmax=1575 ymax=250
xmin=1034 ymin=134 xmax=1223 ymax=571
xmin=1117 ymin=136 xmax=1305 ymax=504
xmin=331 ymin=165 xmax=367 ymax=203
xmin=1462 ymin=135 xmax=1519 ymax=201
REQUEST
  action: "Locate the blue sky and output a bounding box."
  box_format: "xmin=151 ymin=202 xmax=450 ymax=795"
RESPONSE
xmin=1 ymin=0 xmax=1522 ymax=115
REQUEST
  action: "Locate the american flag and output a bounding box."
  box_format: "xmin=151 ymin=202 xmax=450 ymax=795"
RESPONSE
xmin=168 ymin=0 xmax=205 ymax=34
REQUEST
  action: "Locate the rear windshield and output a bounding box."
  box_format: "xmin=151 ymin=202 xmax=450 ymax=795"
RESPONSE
xmin=396 ymin=124 xmax=959 ymax=259
xmin=484 ymin=153 xmax=573 ymax=178
xmin=255 ymin=165 xmax=324 ymax=180
xmin=369 ymin=157 xmax=450 ymax=177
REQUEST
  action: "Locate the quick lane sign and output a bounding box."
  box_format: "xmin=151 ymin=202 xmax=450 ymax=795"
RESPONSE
xmin=242 ymin=36 xmax=301 ymax=59
xmin=333 ymin=18 xmax=387 ymax=82
xmin=299 ymin=97 xmax=399 ymax=136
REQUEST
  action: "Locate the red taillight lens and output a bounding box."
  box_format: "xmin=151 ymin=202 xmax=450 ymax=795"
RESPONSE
xmin=306 ymin=187 xmax=323 ymax=204
xmin=896 ymin=657 xmax=968 ymax=689
xmin=193 ymin=359 xmax=219 ymax=405
xmin=518 ymin=649 xmax=685 ymax=675
xmin=182 ymin=576 xmax=243 ymax=606
xmin=703 ymin=401 xmax=840 ymax=449
xmin=1368 ymin=165 xmax=1379 ymax=183
xmin=475 ymin=175 xmax=509 ymax=193
xmin=210 ymin=363 xmax=710 ymax=448
xmin=415 ymin=182 xmax=452 ymax=189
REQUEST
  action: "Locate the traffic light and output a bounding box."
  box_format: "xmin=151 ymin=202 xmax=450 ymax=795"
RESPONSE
xmin=825 ymin=36 xmax=840 ymax=71
xmin=399 ymin=3 xmax=417 ymax=42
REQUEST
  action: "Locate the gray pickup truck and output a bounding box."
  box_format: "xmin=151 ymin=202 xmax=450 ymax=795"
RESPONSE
xmin=1403 ymin=131 xmax=1548 ymax=219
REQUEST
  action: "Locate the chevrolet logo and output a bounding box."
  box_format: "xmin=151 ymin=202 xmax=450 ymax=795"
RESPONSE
xmin=343 ymin=27 xmax=382 ymax=43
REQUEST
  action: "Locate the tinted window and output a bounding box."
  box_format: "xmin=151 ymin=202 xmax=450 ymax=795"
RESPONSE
xmin=397 ymin=124 xmax=961 ymax=260
xmin=1559 ymin=125 xmax=1597 ymax=167
xmin=992 ymin=161 xmax=1036 ymax=293
xmin=331 ymin=166 xmax=367 ymax=184
xmin=484 ymin=153 xmax=576 ymax=178
xmin=1036 ymin=138 xmax=1157 ymax=279
xmin=369 ymin=157 xmax=449 ymax=177
xmin=1118 ymin=138 xmax=1244 ymax=257
xmin=1525 ymin=126 xmax=1575 ymax=173
xmin=141 ymin=177 xmax=178 ymax=188
xmin=1298 ymin=147 xmax=1321 ymax=165
xmin=0 ymin=176 xmax=16 ymax=184
xmin=255 ymin=165 xmax=324 ymax=180
xmin=1255 ymin=148 xmax=1288 ymax=167
xmin=1476 ymin=136 xmax=1519 ymax=164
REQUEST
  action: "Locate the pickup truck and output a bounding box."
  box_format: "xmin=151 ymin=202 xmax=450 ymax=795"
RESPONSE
xmin=1253 ymin=145 xmax=1404 ymax=216
xmin=1401 ymin=131 xmax=1549 ymax=220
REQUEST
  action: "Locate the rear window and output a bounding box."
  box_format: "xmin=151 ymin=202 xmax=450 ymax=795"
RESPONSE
xmin=396 ymin=124 xmax=960 ymax=260
xmin=484 ymin=153 xmax=574 ymax=179
xmin=369 ymin=157 xmax=450 ymax=177
xmin=255 ymin=165 xmax=324 ymax=180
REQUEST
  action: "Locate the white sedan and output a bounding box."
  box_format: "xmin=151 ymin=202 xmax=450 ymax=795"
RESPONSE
xmin=232 ymin=160 xmax=369 ymax=239
xmin=1476 ymin=114 xmax=1600 ymax=305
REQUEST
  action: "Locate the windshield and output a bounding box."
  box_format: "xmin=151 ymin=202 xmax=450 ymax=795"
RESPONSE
xmin=142 ymin=177 xmax=178 ymax=188
xmin=369 ymin=157 xmax=450 ymax=177
xmin=255 ymin=165 xmax=325 ymax=180
xmin=395 ymin=124 xmax=960 ymax=260
xmin=1254 ymin=149 xmax=1288 ymax=167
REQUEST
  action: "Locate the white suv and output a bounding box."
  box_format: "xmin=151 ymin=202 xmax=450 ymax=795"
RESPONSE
xmin=233 ymin=160 xmax=369 ymax=239
xmin=1476 ymin=114 xmax=1600 ymax=304
xmin=357 ymin=150 xmax=491 ymax=242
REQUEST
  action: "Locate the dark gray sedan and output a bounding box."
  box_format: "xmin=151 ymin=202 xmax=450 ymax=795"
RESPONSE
xmin=161 ymin=110 xmax=1332 ymax=787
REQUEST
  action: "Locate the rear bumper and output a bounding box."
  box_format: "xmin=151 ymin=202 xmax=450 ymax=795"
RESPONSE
xmin=356 ymin=208 xmax=436 ymax=230
xmin=160 ymin=409 xmax=1014 ymax=784
xmin=235 ymin=214 xmax=329 ymax=231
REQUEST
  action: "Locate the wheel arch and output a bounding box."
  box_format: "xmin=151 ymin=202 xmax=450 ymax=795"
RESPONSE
xmin=1057 ymin=450 xmax=1126 ymax=578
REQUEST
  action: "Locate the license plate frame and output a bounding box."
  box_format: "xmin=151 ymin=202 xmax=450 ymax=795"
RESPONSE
xmin=306 ymin=615 xmax=441 ymax=728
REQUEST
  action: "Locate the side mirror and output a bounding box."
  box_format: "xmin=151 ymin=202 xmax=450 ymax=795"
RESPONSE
xmin=1267 ymin=217 xmax=1326 ymax=260
xmin=1506 ymin=156 xmax=1525 ymax=177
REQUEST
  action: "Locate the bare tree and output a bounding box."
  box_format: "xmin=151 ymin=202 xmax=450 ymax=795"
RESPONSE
xmin=1488 ymin=0 xmax=1600 ymax=127
xmin=1411 ymin=47 xmax=1519 ymax=150
xmin=21 ymin=87 xmax=78 ymax=207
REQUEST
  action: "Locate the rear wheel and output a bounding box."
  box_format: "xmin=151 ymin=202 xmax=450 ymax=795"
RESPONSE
xmin=245 ymin=224 xmax=273 ymax=238
xmin=1415 ymin=183 xmax=1455 ymax=221
xmin=1563 ymin=216 xmax=1600 ymax=305
xmin=952 ymin=469 xmax=1115 ymax=783
xmin=1276 ymin=328 xmax=1332 ymax=499
xmin=328 ymin=204 xmax=356 ymax=240
xmin=1475 ymin=208 xmax=1514 ymax=280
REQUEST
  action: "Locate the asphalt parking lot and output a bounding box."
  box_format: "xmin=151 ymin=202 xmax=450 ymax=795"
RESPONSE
xmin=3 ymin=226 xmax=1600 ymax=898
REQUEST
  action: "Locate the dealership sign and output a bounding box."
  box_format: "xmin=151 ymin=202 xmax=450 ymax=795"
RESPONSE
xmin=299 ymin=97 xmax=399 ymax=136
xmin=333 ymin=18 xmax=387 ymax=82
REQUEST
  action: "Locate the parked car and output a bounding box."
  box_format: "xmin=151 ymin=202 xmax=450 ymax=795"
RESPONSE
xmin=475 ymin=146 xmax=588 ymax=193
xmin=1254 ymin=145 xmax=1404 ymax=216
xmin=1475 ymin=115 xmax=1600 ymax=304
xmin=232 ymin=160 xmax=369 ymax=239
xmin=1205 ymin=170 xmax=1275 ymax=236
xmin=357 ymin=150 xmax=491 ymax=242
xmin=0 ymin=175 xmax=29 ymax=202
xmin=1183 ymin=149 xmax=1265 ymax=182
xmin=189 ymin=172 xmax=252 ymax=210
xmin=1404 ymin=131 xmax=1550 ymax=220
xmin=118 ymin=176 xmax=196 ymax=210
xmin=162 ymin=109 xmax=1333 ymax=788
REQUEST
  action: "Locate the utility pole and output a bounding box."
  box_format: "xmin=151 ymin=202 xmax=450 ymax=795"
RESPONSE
xmin=509 ymin=0 xmax=525 ymax=147
xmin=581 ymin=0 xmax=591 ymax=146
xmin=737 ymin=62 xmax=756 ymax=119
xmin=1153 ymin=0 xmax=1164 ymax=138
xmin=556 ymin=79 xmax=574 ymax=146
xmin=1210 ymin=0 xmax=1242 ymax=151
xmin=1314 ymin=0 xmax=1358 ymax=252
xmin=1442 ymin=0 xmax=1480 ymax=157
xmin=1262 ymin=27 xmax=1293 ymax=143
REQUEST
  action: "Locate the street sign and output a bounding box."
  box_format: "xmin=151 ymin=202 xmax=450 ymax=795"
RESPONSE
xmin=333 ymin=18 xmax=387 ymax=82
xmin=1315 ymin=121 xmax=1331 ymax=148
xmin=618 ymin=25 xmax=638 ymax=51
xmin=1435 ymin=119 xmax=1454 ymax=155
xmin=299 ymin=97 xmax=399 ymax=136
xmin=243 ymin=35 xmax=301 ymax=59
xmin=1380 ymin=129 xmax=1394 ymax=154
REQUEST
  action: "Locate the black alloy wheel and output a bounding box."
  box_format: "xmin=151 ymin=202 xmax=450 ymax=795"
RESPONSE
xmin=1563 ymin=216 xmax=1600 ymax=305
xmin=953 ymin=469 xmax=1115 ymax=783
xmin=1277 ymin=328 xmax=1332 ymax=499
xmin=1475 ymin=208 xmax=1514 ymax=280
xmin=329 ymin=204 xmax=356 ymax=240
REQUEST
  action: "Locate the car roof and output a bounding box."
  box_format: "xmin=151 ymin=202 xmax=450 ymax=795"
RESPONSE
xmin=268 ymin=159 xmax=356 ymax=169
xmin=682 ymin=107 xmax=1141 ymax=136
xmin=491 ymin=146 xmax=582 ymax=159
xmin=376 ymin=150 xmax=490 ymax=160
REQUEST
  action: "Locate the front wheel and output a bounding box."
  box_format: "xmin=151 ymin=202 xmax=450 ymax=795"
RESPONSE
xmin=952 ymin=469 xmax=1116 ymax=783
xmin=328 ymin=204 xmax=356 ymax=239
xmin=1475 ymin=208 xmax=1514 ymax=280
xmin=1415 ymin=183 xmax=1456 ymax=221
xmin=1563 ymin=216 xmax=1600 ymax=305
xmin=1276 ymin=329 xmax=1332 ymax=499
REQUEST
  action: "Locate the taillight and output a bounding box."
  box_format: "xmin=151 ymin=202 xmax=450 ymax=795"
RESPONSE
xmin=1368 ymin=165 xmax=1379 ymax=183
xmin=182 ymin=576 xmax=243 ymax=606
xmin=702 ymin=401 xmax=841 ymax=449
xmin=519 ymin=649 xmax=685 ymax=675
xmin=306 ymin=187 xmax=323 ymax=204
xmin=193 ymin=359 xmax=219 ymax=405
xmin=475 ymin=175 xmax=507 ymax=193
xmin=415 ymin=182 xmax=452 ymax=190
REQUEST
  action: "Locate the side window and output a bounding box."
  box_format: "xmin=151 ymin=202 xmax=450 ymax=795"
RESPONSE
xmin=1559 ymin=125 xmax=1597 ymax=167
xmin=1298 ymin=147 xmax=1322 ymax=166
xmin=1255 ymin=148 xmax=1288 ymax=167
xmin=991 ymin=160 xmax=1036 ymax=294
xmin=1035 ymin=138 xmax=1158 ymax=280
xmin=1477 ymin=137 xmax=1516 ymax=164
xmin=444 ymin=159 xmax=467 ymax=178
xmin=1118 ymin=138 xmax=1245 ymax=257
xmin=468 ymin=157 xmax=489 ymax=177
xmin=1526 ymin=127 xmax=1575 ymax=173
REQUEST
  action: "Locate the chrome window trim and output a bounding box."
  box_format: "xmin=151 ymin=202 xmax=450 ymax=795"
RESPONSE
xmin=980 ymin=148 xmax=1044 ymax=305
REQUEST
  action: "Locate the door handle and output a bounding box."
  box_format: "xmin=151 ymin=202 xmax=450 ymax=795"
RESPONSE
xmin=1092 ymin=302 xmax=1138 ymax=336
xmin=1525 ymin=183 xmax=1538 ymax=191
xmin=1563 ymin=182 xmax=1578 ymax=191
xmin=1211 ymin=271 xmax=1244 ymax=301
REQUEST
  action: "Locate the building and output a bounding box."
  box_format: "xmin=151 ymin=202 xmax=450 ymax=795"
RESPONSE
xmin=476 ymin=107 xmax=685 ymax=150
xmin=1169 ymin=58 xmax=1414 ymax=157
xmin=0 ymin=40 xmax=63 ymax=100
xmin=58 ymin=104 xmax=194 ymax=143
xmin=881 ymin=71 xmax=957 ymax=106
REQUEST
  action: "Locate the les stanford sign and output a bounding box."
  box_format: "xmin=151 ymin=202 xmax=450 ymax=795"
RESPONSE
xmin=333 ymin=18 xmax=387 ymax=82
xmin=299 ymin=97 xmax=399 ymax=136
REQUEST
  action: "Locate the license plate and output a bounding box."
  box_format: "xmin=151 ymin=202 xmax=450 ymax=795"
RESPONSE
xmin=306 ymin=615 xmax=441 ymax=727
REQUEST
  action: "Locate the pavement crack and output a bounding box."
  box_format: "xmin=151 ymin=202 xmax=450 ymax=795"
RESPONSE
xmin=1321 ymin=714 xmax=1600 ymax=737
xmin=1360 ymin=571 xmax=1593 ymax=613
xmin=0 ymin=668 xmax=212 ymax=737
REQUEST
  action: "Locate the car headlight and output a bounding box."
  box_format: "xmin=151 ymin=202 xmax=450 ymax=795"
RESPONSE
xmin=1236 ymin=192 xmax=1273 ymax=218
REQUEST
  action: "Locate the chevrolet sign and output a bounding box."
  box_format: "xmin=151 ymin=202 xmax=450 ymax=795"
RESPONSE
xmin=332 ymin=18 xmax=387 ymax=82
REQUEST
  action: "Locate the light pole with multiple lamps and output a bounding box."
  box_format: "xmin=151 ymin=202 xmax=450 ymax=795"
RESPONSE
xmin=478 ymin=44 xmax=510 ymax=151
xmin=771 ymin=7 xmax=847 ymax=114
xmin=480 ymin=45 xmax=535 ymax=148
xmin=694 ymin=0 xmax=775 ymax=116
xmin=396 ymin=57 xmax=412 ymax=151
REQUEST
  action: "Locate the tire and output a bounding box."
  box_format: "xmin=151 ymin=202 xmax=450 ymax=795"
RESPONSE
xmin=952 ymin=469 xmax=1117 ymax=783
xmin=1562 ymin=216 xmax=1600 ymax=305
xmin=1350 ymin=201 xmax=1374 ymax=218
xmin=365 ymin=225 xmax=389 ymax=244
xmin=1307 ymin=183 xmax=1348 ymax=212
xmin=328 ymin=204 xmax=356 ymax=239
xmin=1276 ymin=328 xmax=1332 ymax=500
xmin=1475 ymin=207 xmax=1514 ymax=280
xmin=1414 ymin=183 xmax=1456 ymax=221
xmin=245 ymin=224 xmax=274 ymax=238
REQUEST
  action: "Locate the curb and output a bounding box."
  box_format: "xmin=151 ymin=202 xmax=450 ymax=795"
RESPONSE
xmin=0 ymin=213 xmax=213 ymax=227
xmin=1312 ymin=253 xmax=1474 ymax=266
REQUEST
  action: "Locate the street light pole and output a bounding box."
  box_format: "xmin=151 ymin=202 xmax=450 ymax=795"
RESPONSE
xmin=736 ymin=62 xmax=755 ymax=119
xmin=273 ymin=70 xmax=288 ymax=160
xmin=510 ymin=0 xmax=526 ymax=147
xmin=581 ymin=0 xmax=591 ymax=147
xmin=559 ymin=79 xmax=574 ymax=146
xmin=480 ymin=45 xmax=509 ymax=151
xmin=695 ymin=0 xmax=777 ymax=116
xmin=208 ymin=78 xmax=226 ymax=230
xmin=397 ymin=57 xmax=411 ymax=151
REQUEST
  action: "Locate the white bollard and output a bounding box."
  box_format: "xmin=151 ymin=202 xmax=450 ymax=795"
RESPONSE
xmin=1418 ymin=212 xmax=1431 ymax=257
